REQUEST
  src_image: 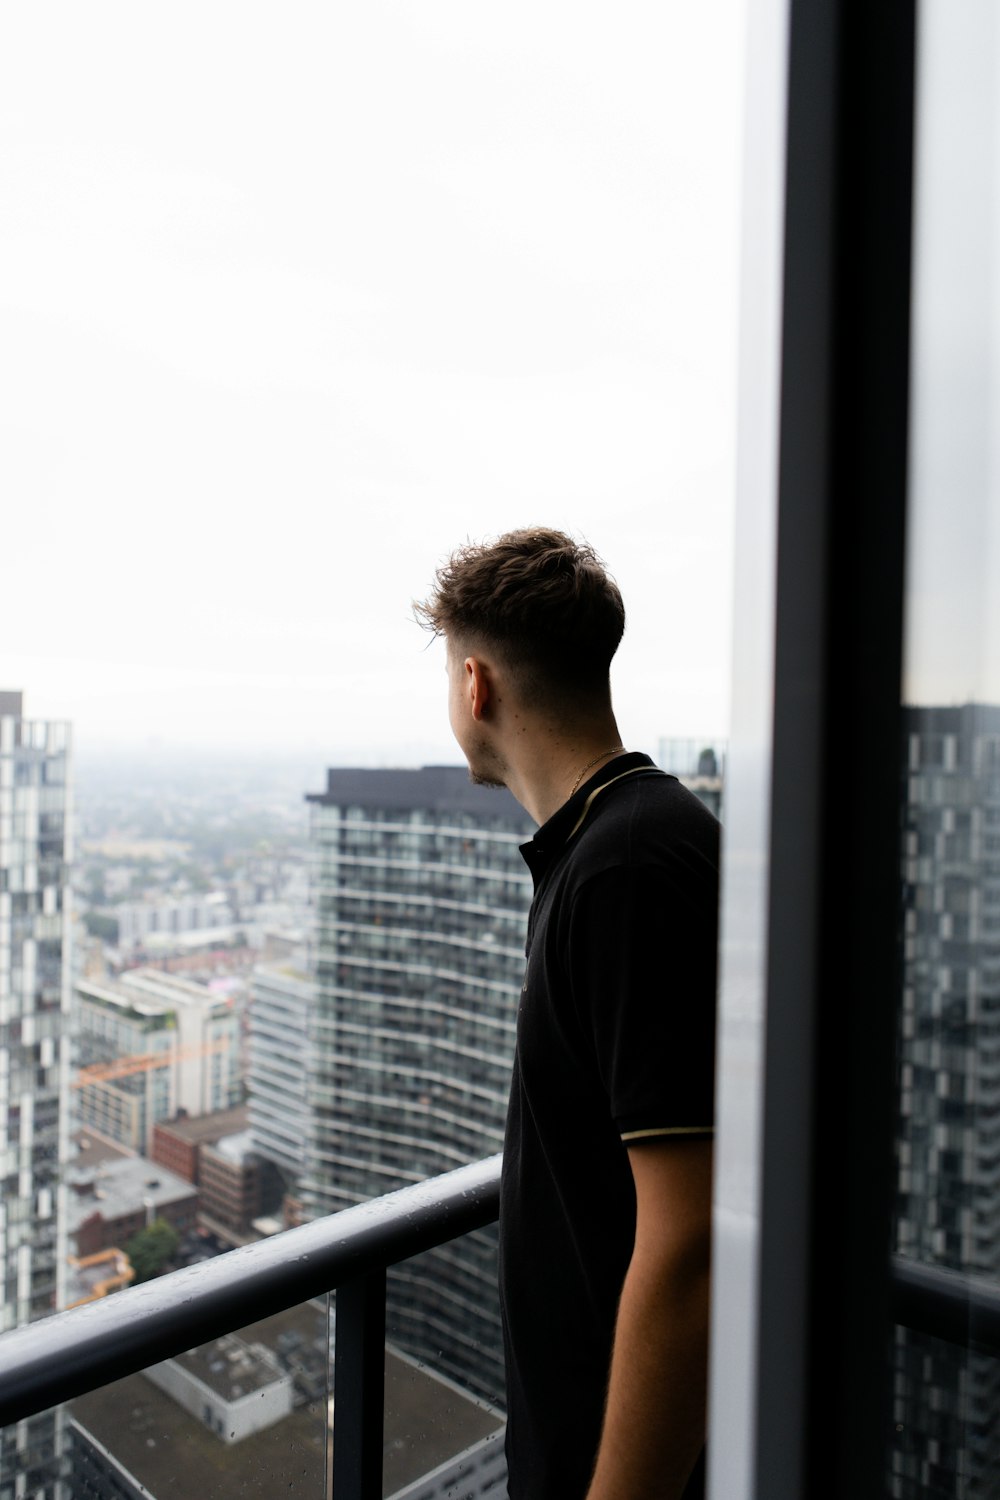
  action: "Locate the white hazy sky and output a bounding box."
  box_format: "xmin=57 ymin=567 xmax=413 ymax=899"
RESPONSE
xmin=3 ymin=3 xmax=746 ymax=763
xmin=903 ymin=0 xmax=1000 ymax=711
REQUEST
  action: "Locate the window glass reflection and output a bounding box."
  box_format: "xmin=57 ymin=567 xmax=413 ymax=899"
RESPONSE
xmin=892 ymin=0 xmax=1000 ymax=1492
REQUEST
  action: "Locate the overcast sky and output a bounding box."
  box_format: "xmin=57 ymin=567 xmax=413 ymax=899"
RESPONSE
xmin=3 ymin=3 xmax=746 ymax=764
xmin=903 ymin=0 xmax=1000 ymax=711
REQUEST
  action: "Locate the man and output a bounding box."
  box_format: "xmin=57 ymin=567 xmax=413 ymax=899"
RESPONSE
xmin=415 ymin=528 xmax=718 ymax=1500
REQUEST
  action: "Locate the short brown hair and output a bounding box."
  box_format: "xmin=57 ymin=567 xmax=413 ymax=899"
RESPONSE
xmin=414 ymin=528 xmax=625 ymax=704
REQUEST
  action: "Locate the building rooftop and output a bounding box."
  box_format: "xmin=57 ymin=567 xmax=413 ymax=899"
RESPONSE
xmin=65 ymin=1250 xmax=133 ymax=1309
xmin=902 ymin=701 xmax=1000 ymax=734
xmin=70 ymin=1301 xmax=503 ymax=1500
xmin=143 ymin=926 xmax=242 ymax=953
xmin=70 ymin=1369 xmax=325 ymax=1499
xmin=253 ymin=961 xmax=313 ymax=986
xmin=308 ymin=765 xmax=530 ymax=821
xmin=75 ymin=975 xmax=176 ymax=1022
xmin=67 ymin=1155 xmax=196 ymax=1234
xmin=174 ymin=1333 xmax=281 ymax=1402
xmin=156 ymin=1106 xmax=248 ymax=1146
xmin=72 ymin=1130 xmax=135 ymax=1171
xmin=208 ymin=1130 xmax=255 ymax=1166
xmin=77 ymin=966 xmax=232 ymax=1016
xmin=251 ymin=1215 xmax=284 ymax=1238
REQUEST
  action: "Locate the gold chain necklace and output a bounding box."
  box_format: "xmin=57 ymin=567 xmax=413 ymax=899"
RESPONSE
xmin=569 ymin=745 xmax=625 ymax=798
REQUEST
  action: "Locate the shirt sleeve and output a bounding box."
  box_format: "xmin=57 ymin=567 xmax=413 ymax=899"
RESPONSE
xmin=565 ymin=860 xmax=718 ymax=1138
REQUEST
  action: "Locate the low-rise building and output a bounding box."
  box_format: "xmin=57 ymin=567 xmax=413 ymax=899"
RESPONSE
xmin=199 ymin=1131 xmax=268 ymax=1242
xmin=152 ymin=1107 xmax=278 ymax=1244
xmin=74 ymin=968 xmax=240 ymax=1152
xmin=68 ymin=1300 xmax=505 ymax=1500
xmin=145 ymin=1334 xmax=293 ymax=1444
xmin=67 ymin=1152 xmax=197 ymax=1259
xmin=151 ymin=1105 xmax=250 ymax=1185
xmin=65 ymin=1249 xmax=134 ymax=1309
xmin=113 ymin=891 xmax=234 ymax=950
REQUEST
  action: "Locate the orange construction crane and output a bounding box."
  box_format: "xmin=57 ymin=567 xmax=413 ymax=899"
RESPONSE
xmin=73 ymin=1037 xmax=229 ymax=1088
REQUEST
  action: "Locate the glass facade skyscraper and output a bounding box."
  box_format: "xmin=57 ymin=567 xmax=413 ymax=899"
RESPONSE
xmin=891 ymin=704 xmax=1000 ymax=1496
xmin=247 ymin=961 xmax=315 ymax=1194
xmin=896 ymin=705 xmax=1000 ymax=1275
xmin=0 ymin=693 xmax=72 ymax=1495
xmin=304 ymin=768 xmax=532 ymax=1403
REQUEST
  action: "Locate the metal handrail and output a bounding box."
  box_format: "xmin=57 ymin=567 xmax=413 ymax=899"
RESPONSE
xmin=0 ymin=1153 xmax=502 ymax=1429
xmin=889 ymin=1255 xmax=1000 ymax=1351
xmin=1 ymin=1152 xmax=998 ymax=1497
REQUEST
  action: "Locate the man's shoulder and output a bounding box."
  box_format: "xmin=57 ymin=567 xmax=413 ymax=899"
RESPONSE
xmin=542 ymin=772 xmax=719 ymax=921
xmin=576 ymin=770 xmax=719 ymax=865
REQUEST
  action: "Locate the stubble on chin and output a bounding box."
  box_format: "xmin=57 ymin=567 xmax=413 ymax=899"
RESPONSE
xmin=465 ymin=751 xmax=507 ymax=792
xmin=461 ymin=735 xmax=508 ymax=791
xmin=467 ymin=766 xmax=507 ymax=790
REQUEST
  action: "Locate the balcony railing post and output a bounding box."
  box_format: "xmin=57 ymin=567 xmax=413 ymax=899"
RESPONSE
xmin=332 ymin=1268 xmax=387 ymax=1500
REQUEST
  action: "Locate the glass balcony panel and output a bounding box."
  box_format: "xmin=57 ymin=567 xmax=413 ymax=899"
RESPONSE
xmin=887 ymin=1327 xmax=1000 ymax=1500
xmin=382 ymin=1238 xmax=507 ymax=1499
xmin=891 ymin=0 xmax=1000 ymax=1491
xmin=0 ymin=1295 xmax=332 ymax=1499
xmin=0 ymin=1403 xmax=64 ymax=1499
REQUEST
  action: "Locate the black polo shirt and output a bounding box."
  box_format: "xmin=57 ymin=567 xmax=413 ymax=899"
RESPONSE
xmin=499 ymin=751 xmax=719 ymax=1500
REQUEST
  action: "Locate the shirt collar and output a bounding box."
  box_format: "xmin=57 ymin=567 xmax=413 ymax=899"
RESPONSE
xmin=519 ymin=751 xmax=656 ymax=883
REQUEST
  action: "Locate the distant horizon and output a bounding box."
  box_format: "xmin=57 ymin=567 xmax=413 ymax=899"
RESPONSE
xmin=11 ymin=692 xmax=1000 ymax=774
xmin=6 ymin=684 xmax=729 ymax=773
xmin=68 ymin=735 xmax=670 ymax=774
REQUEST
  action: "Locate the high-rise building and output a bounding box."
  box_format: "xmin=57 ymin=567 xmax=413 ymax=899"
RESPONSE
xmin=303 ymin=767 xmax=533 ymax=1403
xmin=73 ymin=968 xmax=241 ymax=1153
xmin=657 ymin=737 xmax=727 ymax=819
xmin=0 ymin=691 xmax=73 ymax=1493
xmin=246 ymin=961 xmax=314 ymax=1195
xmin=892 ymin=703 xmax=1000 ymax=1497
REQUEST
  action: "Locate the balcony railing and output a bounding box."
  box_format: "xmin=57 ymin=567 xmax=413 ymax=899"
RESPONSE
xmin=0 ymin=1151 xmax=998 ymax=1500
xmin=0 ymin=1154 xmax=501 ymax=1500
xmin=890 ymin=1256 xmax=1000 ymax=1352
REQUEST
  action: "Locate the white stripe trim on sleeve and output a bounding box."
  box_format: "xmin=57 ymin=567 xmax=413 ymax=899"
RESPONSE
xmin=620 ymin=1125 xmax=715 ymax=1142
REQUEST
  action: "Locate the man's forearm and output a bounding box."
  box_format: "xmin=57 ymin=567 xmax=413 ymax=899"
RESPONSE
xmin=584 ymin=1239 xmax=710 ymax=1500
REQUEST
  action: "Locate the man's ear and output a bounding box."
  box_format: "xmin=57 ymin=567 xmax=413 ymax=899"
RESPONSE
xmin=466 ymin=657 xmax=491 ymax=722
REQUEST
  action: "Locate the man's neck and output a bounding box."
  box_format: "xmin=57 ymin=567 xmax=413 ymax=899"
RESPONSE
xmin=504 ymin=730 xmax=627 ymax=826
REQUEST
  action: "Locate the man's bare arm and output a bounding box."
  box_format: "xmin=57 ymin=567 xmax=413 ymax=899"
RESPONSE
xmin=585 ymin=1135 xmax=713 ymax=1500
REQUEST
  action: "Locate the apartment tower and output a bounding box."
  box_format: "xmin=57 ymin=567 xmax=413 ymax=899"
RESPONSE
xmin=0 ymin=692 xmax=73 ymax=1495
xmin=892 ymin=703 xmax=1000 ymax=1497
xmin=246 ymin=961 xmax=315 ymax=1199
xmin=304 ymin=767 xmax=532 ymax=1404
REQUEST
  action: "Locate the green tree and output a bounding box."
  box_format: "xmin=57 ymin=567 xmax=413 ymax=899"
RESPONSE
xmin=83 ymin=912 xmax=119 ymax=943
xmin=125 ymin=1218 xmax=180 ymax=1283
